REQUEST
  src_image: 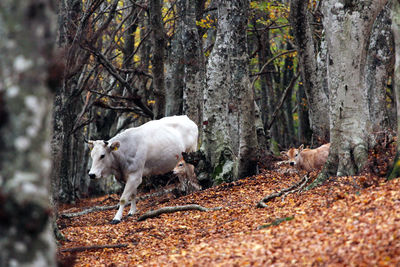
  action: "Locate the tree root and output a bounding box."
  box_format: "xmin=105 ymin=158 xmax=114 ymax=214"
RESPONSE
xmin=257 ymin=175 xmax=309 ymax=208
xmin=60 ymin=244 xmax=128 ymax=253
xmin=137 ymin=204 xmax=222 ymax=221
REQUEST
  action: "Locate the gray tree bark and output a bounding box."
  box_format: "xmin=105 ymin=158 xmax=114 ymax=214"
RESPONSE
xmin=52 ymin=0 xmax=86 ymax=203
xmin=181 ymin=0 xmax=205 ymax=128
xmin=231 ymin=0 xmax=258 ymax=178
xmin=0 ymin=0 xmax=57 ymax=265
xmin=165 ymin=2 xmax=184 ymax=117
xmin=310 ymin=0 xmax=388 ymax=188
xmin=387 ymin=0 xmax=400 ymax=180
xmin=202 ymin=0 xmax=257 ymax=182
xmin=150 ymin=0 xmax=166 ymax=119
xmin=365 ymin=3 xmax=394 ymax=137
xmin=290 ymin=0 xmax=330 ymax=143
xmin=202 ymin=0 xmax=237 ymax=183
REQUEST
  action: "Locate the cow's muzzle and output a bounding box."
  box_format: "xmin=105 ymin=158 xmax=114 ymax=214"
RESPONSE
xmin=289 ymin=162 xmax=295 ymax=166
xmin=89 ymin=173 xmax=96 ymax=179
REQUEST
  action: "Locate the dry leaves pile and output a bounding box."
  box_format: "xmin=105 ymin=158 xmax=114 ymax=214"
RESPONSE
xmin=58 ymin=143 xmax=400 ymax=266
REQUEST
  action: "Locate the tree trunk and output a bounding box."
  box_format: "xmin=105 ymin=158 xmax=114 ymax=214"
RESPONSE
xmin=202 ymin=0 xmax=237 ymax=184
xmin=290 ymin=0 xmax=330 ymax=143
xmin=150 ymin=0 xmax=166 ymax=119
xmin=0 ymin=0 xmax=57 ymax=265
xmin=52 ymin=0 xmax=85 ymax=203
xmin=387 ymin=0 xmax=400 ymax=180
xmin=297 ymin=82 xmax=312 ymax=146
xmin=231 ymin=0 xmax=258 ymax=178
xmin=310 ymin=0 xmax=388 ymax=188
xmin=365 ymin=3 xmax=394 ymax=138
xmin=181 ymin=0 xmax=206 ymax=128
xmin=202 ymin=0 xmax=257 ymax=182
xmin=165 ymin=1 xmax=184 ymax=117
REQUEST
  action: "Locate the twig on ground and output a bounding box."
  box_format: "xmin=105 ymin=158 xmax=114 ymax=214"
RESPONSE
xmin=60 ymin=187 xmax=177 ymax=219
xmin=281 ymin=175 xmax=309 ymax=202
xmin=257 ymin=175 xmax=309 ymax=208
xmin=60 ymin=205 xmax=119 ymax=218
xmin=60 ymin=244 xmax=128 ymax=253
xmin=137 ymin=204 xmax=222 ymax=221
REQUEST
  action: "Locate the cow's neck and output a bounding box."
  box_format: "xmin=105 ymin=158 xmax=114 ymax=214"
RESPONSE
xmin=110 ymin=152 xmax=125 ymax=182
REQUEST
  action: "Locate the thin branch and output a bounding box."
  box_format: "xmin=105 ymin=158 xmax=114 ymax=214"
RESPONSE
xmin=89 ymin=89 xmax=140 ymax=102
xmin=83 ymin=45 xmax=154 ymax=118
xmin=266 ymin=72 xmax=300 ymax=130
xmin=93 ymin=100 xmax=149 ymax=116
xmin=251 ymin=49 xmax=297 ymax=89
xmin=137 ymin=205 xmax=222 ymax=221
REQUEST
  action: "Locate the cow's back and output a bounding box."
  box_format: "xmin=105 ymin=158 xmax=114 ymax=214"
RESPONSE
xmin=155 ymin=115 xmax=198 ymax=152
xmin=112 ymin=116 xmax=198 ymax=177
xmin=298 ymin=144 xmax=330 ymax=171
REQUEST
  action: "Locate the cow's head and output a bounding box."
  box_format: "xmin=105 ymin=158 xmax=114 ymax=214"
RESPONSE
xmin=87 ymin=140 xmax=120 ymax=179
xmin=282 ymin=145 xmax=304 ymax=166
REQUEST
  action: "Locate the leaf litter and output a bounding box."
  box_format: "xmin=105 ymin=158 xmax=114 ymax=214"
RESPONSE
xmin=58 ymin=140 xmax=400 ymax=266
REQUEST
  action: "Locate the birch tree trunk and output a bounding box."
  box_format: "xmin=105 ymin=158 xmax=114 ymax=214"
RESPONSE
xmin=290 ymin=0 xmax=330 ymax=143
xmin=310 ymin=0 xmax=388 ymax=187
xmin=0 ymin=0 xmax=57 ymax=265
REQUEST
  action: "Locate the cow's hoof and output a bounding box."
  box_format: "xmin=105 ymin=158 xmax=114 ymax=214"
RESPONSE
xmin=110 ymin=219 xmax=121 ymax=224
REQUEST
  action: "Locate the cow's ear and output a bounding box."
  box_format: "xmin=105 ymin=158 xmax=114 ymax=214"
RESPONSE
xmin=88 ymin=141 xmax=94 ymax=150
xmin=299 ymin=144 xmax=304 ymax=151
xmin=280 ymin=151 xmax=287 ymax=156
xmin=110 ymin=141 xmax=120 ymax=151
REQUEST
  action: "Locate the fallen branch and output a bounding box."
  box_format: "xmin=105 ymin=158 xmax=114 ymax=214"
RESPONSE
xmin=60 ymin=187 xmax=179 ymax=219
xmin=257 ymin=175 xmax=309 ymax=208
xmin=60 ymin=205 xmax=118 ymax=218
xmin=281 ymin=175 xmax=309 ymax=202
xmin=60 ymin=243 xmax=128 ymax=253
xmin=137 ymin=204 xmax=222 ymax=221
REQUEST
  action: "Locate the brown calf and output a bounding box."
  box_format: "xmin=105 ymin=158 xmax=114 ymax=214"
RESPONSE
xmin=283 ymin=143 xmax=330 ymax=172
xmin=173 ymin=159 xmax=201 ymax=193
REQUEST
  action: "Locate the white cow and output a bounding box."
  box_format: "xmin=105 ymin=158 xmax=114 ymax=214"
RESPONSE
xmin=88 ymin=115 xmax=198 ymax=224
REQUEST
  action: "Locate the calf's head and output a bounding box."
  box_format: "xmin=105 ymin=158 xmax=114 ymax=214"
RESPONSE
xmin=173 ymin=159 xmax=186 ymax=175
xmin=283 ymin=144 xmax=304 ymax=166
xmin=87 ymin=140 xmax=120 ymax=179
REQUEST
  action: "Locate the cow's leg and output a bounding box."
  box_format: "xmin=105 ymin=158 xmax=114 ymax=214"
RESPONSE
xmin=111 ymin=173 xmax=142 ymax=224
xmin=127 ymin=198 xmax=137 ymax=216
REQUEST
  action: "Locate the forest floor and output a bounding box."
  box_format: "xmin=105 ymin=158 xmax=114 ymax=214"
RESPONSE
xmin=57 ymin=140 xmax=400 ymax=266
